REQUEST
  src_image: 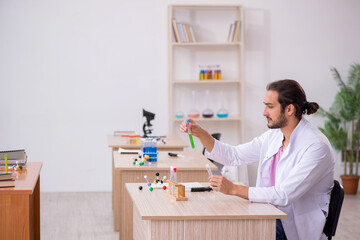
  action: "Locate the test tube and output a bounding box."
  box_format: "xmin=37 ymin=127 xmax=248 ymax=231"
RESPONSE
xmin=5 ymin=154 xmax=8 ymax=173
xmin=186 ymin=120 xmax=195 ymax=149
xmin=205 ymin=164 xmax=213 ymax=176
xmin=170 ymin=166 xmax=177 ymax=195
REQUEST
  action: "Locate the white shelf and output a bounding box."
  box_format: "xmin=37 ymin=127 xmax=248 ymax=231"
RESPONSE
xmin=172 ymin=42 xmax=242 ymax=47
xmin=171 ymin=5 xmax=243 ymax=9
xmin=172 ymin=116 xmax=242 ymax=122
xmin=173 ymin=79 xmax=241 ymax=84
xmin=168 ymin=4 xmax=244 ymax=145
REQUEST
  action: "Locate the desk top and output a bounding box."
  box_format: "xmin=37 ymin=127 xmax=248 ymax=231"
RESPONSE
xmin=108 ymin=134 xmax=188 ymax=149
xmin=114 ymin=151 xmax=217 ymax=171
xmin=126 ymin=182 xmax=287 ymax=221
xmin=0 ymin=162 xmax=42 ymax=195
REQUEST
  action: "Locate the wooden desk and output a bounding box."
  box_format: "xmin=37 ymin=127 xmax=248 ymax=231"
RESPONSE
xmin=0 ymin=162 xmax=42 ymax=240
xmin=108 ymin=134 xmax=188 ymax=210
xmin=113 ymin=151 xmax=217 ymax=239
xmin=126 ymin=182 xmax=287 ymax=240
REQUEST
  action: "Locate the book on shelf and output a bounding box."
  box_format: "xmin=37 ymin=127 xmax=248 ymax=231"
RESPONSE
xmin=232 ymin=20 xmax=241 ymax=42
xmin=172 ymin=18 xmax=181 ymax=43
xmin=189 ymin=26 xmax=196 ymax=42
xmin=227 ymin=23 xmax=235 ymax=42
xmin=184 ymin=24 xmax=193 ymax=43
xmin=182 ymin=24 xmax=189 ymax=42
xmin=0 ymin=149 xmax=27 ymax=166
xmin=0 ymin=173 xmax=13 ymax=181
xmin=0 ymin=180 xmax=15 ymax=188
xmin=177 ymin=23 xmax=186 ymax=42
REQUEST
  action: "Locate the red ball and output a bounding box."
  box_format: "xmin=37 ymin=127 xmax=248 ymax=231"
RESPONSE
xmin=163 ymin=186 xmax=167 ymax=190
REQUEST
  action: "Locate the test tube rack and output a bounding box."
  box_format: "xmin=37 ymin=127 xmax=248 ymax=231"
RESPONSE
xmin=140 ymin=138 xmax=158 ymax=162
xmin=166 ymin=180 xmax=188 ymax=201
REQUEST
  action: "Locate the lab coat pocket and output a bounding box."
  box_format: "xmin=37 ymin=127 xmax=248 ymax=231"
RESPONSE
xmin=295 ymin=206 xmax=326 ymax=240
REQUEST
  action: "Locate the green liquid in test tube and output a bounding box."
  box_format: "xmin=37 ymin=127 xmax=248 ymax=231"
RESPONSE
xmin=186 ymin=120 xmax=195 ymax=149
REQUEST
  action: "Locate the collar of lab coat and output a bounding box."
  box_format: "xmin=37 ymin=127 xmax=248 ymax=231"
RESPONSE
xmin=263 ymin=118 xmax=307 ymax=162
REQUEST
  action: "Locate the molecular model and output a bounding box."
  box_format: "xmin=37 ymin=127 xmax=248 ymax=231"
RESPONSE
xmin=132 ymin=155 xmax=154 ymax=166
xmin=139 ymin=172 xmax=167 ymax=191
xmin=12 ymin=160 xmax=23 ymax=171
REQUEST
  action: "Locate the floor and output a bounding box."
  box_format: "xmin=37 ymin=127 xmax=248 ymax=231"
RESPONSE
xmin=41 ymin=192 xmax=360 ymax=240
xmin=41 ymin=192 xmax=118 ymax=240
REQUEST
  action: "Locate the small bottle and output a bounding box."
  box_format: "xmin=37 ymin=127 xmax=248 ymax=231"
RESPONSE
xmin=199 ymin=65 xmax=205 ymax=80
xmin=217 ymin=65 xmax=222 ymax=80
xmin=207 ymin=65 xmax=212 ymax=80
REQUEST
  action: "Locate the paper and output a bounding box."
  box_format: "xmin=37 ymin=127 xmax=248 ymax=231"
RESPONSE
xmin=118 ymin=148 xmax=140 ymax=154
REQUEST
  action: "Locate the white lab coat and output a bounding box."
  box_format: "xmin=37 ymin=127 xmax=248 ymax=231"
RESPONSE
xmin=206 ymin=118 xmax=334 ymax=240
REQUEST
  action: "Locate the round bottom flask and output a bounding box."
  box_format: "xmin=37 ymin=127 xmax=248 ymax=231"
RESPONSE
xmin=188 ymin=109 xmax=200 ymax=118
xmin=188 ymin=90 xmax=200 ymax=118
xmin=202 ymin=108 xmax=214 ymax=118
xmin=175 ymin=111 xmax=185 ymax=119
xmin=217 ymin=107 xmax=229 ymax=118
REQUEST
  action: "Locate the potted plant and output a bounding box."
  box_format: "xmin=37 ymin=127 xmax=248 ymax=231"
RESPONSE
xmin=317 ymin=63 xmax=360 ymax=194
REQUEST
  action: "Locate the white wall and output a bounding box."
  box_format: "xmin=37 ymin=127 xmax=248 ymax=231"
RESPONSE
xmin=0 ymin=0 xmax=359 ymax=191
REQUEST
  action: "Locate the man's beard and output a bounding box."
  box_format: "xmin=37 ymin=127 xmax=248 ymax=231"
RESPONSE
xmin=267 ymin=112 xmax=288 ymax=129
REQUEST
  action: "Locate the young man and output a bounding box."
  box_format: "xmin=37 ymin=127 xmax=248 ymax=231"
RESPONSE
xmin=180 ymin=80 xmax=335 ymax=240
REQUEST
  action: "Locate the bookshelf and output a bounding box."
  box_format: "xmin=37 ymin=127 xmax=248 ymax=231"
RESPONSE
xmin=168 ymin=5 xmax=244 ymax=151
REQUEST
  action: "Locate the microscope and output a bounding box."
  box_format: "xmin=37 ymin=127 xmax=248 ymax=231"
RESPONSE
xmin=142 ymin=109 xmax=155 ymax=137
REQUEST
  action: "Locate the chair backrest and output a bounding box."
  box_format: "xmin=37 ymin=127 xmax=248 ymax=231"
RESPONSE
xmin=202 ymin=133 xmax=221 ymax=156
xmin=323 ymin=180 xmax=344 ymax=240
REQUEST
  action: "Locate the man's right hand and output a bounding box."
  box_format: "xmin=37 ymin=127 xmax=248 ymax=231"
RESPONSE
xmin=179 ymin=119 xmax=203 ymax=137
xmin=179 ymin=118 xmax=215 ymax=152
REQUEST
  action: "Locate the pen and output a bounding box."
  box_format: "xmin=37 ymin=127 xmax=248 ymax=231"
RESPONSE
xmin=191 ymin=186 xmax=213 ymax=192
xmin=168 ymin=152 xmax=184 ymax=157
xmin=186 ymin=120 xmax=195 ymax=149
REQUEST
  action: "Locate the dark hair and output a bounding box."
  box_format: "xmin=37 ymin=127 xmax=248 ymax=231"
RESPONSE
xmin=266 ymin=79 xmax=319 ymax=120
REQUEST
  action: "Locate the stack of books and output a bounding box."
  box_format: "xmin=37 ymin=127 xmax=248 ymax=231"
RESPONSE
xmin=0 ymin=173 xmax=15 ymax=188
xmin=0 ymin=149 xmax=27 ymax=166
xmin=172 ymin=18 xmax=196 ymax=43
xmin=227 ymin=20 xmax=241 ymax=42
